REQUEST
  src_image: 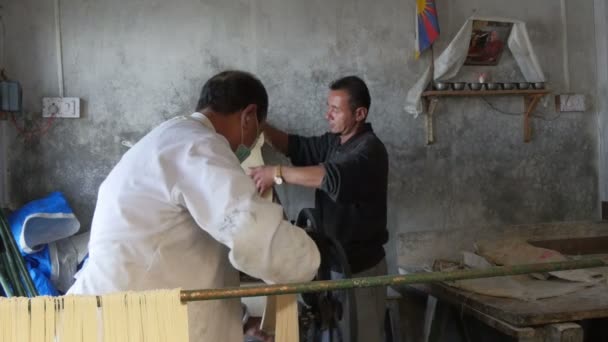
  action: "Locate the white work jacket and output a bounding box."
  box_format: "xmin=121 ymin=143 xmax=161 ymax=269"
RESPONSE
xmin=68 ymin=113 xmax=320 ymax=341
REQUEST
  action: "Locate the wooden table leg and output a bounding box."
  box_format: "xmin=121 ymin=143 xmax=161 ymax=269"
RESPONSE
xmin=424 ymin=296 xmax=450 ymax=342
xmin=542 ymin=323 xmax=584 ymax=342
xmin=422 ymin=295 xmax=437 ymax=342
xmin=517 ymin=322 xmax=584 ymax=342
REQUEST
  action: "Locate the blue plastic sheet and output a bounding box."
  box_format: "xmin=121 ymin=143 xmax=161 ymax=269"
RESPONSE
xmin=7 ymin=192 xmax=79 ymax=295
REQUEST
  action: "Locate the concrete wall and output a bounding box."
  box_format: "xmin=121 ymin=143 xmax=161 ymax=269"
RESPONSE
xmin=2 ymin=0 xmax=601 ymax=271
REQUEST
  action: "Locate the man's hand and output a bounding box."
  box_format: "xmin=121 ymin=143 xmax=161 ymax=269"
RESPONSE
xmin=244 ymin=317 xmax=274 ymax=342
xmin=249 ymin=166 xmax=276 ymax=195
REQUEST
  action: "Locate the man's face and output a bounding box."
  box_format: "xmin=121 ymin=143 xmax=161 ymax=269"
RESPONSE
xmin=325 ymin=90 xmax=356 ymax=134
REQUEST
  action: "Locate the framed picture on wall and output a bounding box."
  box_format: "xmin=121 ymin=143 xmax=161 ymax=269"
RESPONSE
xmin=464 ymin=20 xmax=513 ymax=66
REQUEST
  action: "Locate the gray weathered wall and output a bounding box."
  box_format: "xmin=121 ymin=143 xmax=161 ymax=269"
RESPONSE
xmin=2 ymin=0 xmax=601 ymax=271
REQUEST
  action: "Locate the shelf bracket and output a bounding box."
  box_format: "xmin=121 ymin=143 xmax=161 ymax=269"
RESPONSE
xmin=425 ymin=97 xmax=439 ymax=145
xmin=523 ymin=94 xmax=543 ymax=143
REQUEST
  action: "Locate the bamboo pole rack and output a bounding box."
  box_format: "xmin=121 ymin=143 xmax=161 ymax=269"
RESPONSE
xmin=179 ymin=259 xmax=605 ymax=303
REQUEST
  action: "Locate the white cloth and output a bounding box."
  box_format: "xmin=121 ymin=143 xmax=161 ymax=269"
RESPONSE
xmin=68 ymin=112 xmax=320 ymax=342
xmin=405 ymin=16 xmax=546 ymax=115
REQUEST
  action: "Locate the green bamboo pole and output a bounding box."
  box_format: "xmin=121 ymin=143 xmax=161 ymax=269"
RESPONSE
xmin=0 ymin=251 xmax=24 ymax=296
xmin=180 ymin=259 xmax=605 ymax=303
xmin=0 ymin=211 xmax=37 ymax=297
xmin=0 ymin=264 xmax=14 ymax=297
xmin=0 ymin=222 xmax=25 ymax=296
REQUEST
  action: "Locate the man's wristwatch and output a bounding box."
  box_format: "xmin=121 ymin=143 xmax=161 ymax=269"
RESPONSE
xmin=274 ymin=165 xmax=284 ymax=185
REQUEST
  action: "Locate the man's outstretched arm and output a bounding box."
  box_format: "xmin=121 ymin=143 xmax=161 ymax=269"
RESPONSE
xmin=250 ymin=165 xmax=326 ymax=194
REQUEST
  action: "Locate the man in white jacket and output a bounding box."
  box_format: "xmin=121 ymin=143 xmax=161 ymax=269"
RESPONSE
xmin=68 ymin=70 xmax=321 ymax=341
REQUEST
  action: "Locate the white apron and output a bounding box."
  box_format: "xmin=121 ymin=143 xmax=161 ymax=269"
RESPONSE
xmin=69 ymin=113 xmax=320 ymax=341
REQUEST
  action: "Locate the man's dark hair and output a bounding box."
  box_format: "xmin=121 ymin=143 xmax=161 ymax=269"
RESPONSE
xmin=196 ymin=70 xmax=268 ymax=122
xmin=329 ymin=76 xmax=371 ymax=112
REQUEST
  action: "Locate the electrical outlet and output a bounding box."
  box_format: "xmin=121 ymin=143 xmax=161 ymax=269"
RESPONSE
xmin=555 ymin=94 xmax=587 ymax=112
xmin=42 ymin=97 xmax=80 ymax=118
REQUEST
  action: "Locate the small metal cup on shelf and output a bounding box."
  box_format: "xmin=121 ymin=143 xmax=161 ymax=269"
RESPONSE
xmin=502 ymin=83 xmax=516 ymax=90
xmin=452 ymin=82 xmax=466 ymax=91
xmin=532 ymin=82 xmax=545 ymax=89
xmin=434 ymin=82 xmax=451 ymax=91
xmin=486 ymin=82 xmax=502 ymax=90
xmin=517 ymin=82 xmax=531 ymax=90
xmin=468 ymin=83 xmax=483 ymax=91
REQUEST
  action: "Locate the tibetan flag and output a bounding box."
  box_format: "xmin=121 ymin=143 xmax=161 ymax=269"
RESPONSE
xmin=415 ymin=0 xmax=440 ymax=59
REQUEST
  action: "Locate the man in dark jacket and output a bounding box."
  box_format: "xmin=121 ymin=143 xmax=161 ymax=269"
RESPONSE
xmin=249 ymin=75 xmax=389 ymax=342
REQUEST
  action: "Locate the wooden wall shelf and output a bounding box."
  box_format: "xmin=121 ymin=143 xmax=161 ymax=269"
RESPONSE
xmin=422 ymin=89 xmax=550 ymax=144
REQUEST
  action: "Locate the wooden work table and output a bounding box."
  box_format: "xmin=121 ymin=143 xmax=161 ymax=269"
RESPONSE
xmin=392 ymin=281 xmax=607 ymax=342
xmin=396 ymin=221 xmax=608 ymax=342
xmin=410 ymin=281 xmax=608 ymax=327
